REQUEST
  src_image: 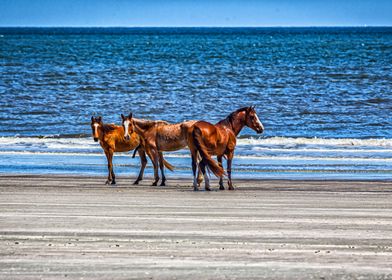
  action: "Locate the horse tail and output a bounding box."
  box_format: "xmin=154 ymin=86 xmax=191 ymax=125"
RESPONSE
xmin=132 ymin=144 xmax=141 ymax=158
xmin=192 ymin=127 xmax=224 ymax=178
xmin=163 ymin=159 xmax=175 ymax=172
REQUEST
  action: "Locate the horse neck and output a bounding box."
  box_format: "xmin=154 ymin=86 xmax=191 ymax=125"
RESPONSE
xmin=132 ymin=118 xmax=154 ymax=136
xmin=100 ymin=124 xmax=120 ymax=139
xmin=218 ymin=112 xmax=246 ymax=136
xmin=133 ymin=118 xmax=169 ymax=134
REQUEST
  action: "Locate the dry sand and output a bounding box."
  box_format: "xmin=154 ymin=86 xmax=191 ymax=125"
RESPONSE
xmin=0 ymin=175 xmax=392 ymax=279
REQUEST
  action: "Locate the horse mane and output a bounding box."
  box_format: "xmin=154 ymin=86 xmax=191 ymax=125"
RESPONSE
xmin=101 ymin=123 xmax=119 ymax=133
xmin=214 ymin=107 xmax=250 ymax=127
xmin=216 ymin=107 xmax=248 ymax=125
xmin=228 ymin=107 xmax=249 ymax=120
xmin=134 ymin=118 xmax=169 ymax=130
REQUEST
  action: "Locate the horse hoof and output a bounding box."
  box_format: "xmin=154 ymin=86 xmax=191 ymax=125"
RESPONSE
xmin=111 ymin=181 xmax=116 ymax=185
xmin=160 ymin=182 xmax=166 ymax=187
xmin=205 ymin=187 xmax=211 ymax=191
xmin=152 ymin=182 xmax=158 ymax=186
xmin=193 ymin=187 xmax=199 ymax=191
xmin=133 ymin=181 xmax=139 ymax=185
xmin=228 ymin=186 xmax=234 ymax=191
xmin=219 ymin=186 xmax=225 ymax=190
xmin=105 ymin=180 xmax=110 ymax=185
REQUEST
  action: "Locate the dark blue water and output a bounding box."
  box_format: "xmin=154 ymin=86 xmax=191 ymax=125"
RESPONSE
xmin=1 ymin=27 xmax=391 ymax=138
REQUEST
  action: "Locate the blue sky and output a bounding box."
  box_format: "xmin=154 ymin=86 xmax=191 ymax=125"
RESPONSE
xmin=0 ymin=0 xmax=391 ymax=27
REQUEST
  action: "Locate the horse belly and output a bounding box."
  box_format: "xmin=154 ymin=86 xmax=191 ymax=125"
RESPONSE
xmin=157 ymin=127 xmax=186 ymax=151
xmin=158 ymin=138 xmax=187 ymax=151
xmin=115 ymin=141 xmax=138 ymax=152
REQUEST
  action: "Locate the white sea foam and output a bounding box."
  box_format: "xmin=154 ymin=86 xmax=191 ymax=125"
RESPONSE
xmin=0 ymin=136 xmax=391 ymax=179
xmin=0 ymin=136 xmax=391 ymax=155
xmin=0 ymin=136 xmax=98 ymax=153
xmin=236 ymin=137 xmax=392 ymax=148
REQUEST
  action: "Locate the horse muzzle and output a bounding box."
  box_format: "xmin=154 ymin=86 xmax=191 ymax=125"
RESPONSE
xmin=256 ymin=126 xmax=264 ymax=134
xmin=124 ymin=135 xmax=130 ymax=141
xmin=93 ymin=137 xmax=99 ymax=142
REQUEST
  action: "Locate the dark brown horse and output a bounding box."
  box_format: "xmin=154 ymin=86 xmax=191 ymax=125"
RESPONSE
xmin=122 ymin=113 xmax=202 ymax=186
xmin=90 ymin=116 xmax=149 ymax=185
xmin=188 ymin=106 xmax=264 ymax=191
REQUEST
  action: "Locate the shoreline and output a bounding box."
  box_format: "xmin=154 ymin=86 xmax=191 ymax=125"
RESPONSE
xmin=1 ymin=174 xmax=391 ymax=187
xmin=3 ymin=173 xmax=392 ymax=179
xmin=1 ymin=175 xmax=392 ymax=194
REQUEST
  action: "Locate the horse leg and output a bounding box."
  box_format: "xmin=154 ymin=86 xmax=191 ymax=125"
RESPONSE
xmin=200 ymin=160 xmax=211 ymax=191
xmin=106 ymin=149 xmax=116 ymax=185
xmin=197 ymin=152 xmax=203 ymax=187
xmin=158 ymin=152 xmax=166 ymax=186
xmin=191 ymin=152 xmax=199 ymax=191
xmin=197 ymin=170 xmax=203 ymax=188
xmin=217 ymin=155 xmax=224 ymax=190
xmin=227 ymin=152 xmax=234 ymax=190
xmin=104 ymin=150 xmax=111 ymax=185
xmin=148 ymin=148 xmax=160 ymax=186
xmin=133 ymin=148 xmax=147 ymax=185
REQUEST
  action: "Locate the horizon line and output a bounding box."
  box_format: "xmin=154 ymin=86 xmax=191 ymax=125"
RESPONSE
xmin=1 ymin=25 xmax=392 ymax=28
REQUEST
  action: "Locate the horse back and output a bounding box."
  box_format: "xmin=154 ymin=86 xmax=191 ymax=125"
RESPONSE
xmin=155 ymin=122 xmax=188 ymax=151
xmin=195 ymin=120 xmax=234 ymax=153
xmin=193 ymin=121 xmax=216 ymax=134
xmin=193 ymin=120 xmax=219 ymax=143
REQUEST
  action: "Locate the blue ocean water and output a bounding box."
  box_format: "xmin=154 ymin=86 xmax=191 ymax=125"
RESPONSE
xmin=0 ymin=27 xmax=391 ymax=180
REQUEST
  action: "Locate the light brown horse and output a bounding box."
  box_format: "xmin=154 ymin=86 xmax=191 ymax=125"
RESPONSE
xmin=90 ymin=116 xmax=149 ymax=185
xmin=121 ymin=113 xmax=202 ymax=186
xmin=188 ymin=106 xmax=264 ymax=191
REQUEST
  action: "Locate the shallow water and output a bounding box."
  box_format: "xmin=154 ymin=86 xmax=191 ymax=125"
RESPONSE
xmin=0 ymin=27 xmax=391 ymax=179
xmin=0 ymin=136 xmax=391 ymax=180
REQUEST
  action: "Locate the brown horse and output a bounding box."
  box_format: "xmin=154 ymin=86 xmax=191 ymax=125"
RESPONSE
xmin=188 ymin=106 xmax=264 ymax=191
xmin=90 ymin=116 xmax=148 ymax=185
xmin=121 ymin=113 xmax=202 ymax=186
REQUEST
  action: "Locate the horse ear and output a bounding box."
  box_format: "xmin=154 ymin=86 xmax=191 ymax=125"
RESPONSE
xmin=121 ymin=114 xmax=125 ymax=120
xmin=91 ymin=116 xmax=94 ymax=122
xmin=97 ymin=116 xmax=102 ymax=122
xmin=128 ymin=112 xmax=133 ymax=119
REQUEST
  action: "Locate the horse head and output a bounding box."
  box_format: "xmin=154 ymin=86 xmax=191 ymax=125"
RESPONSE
xmin=121 ymin=112 xmax=134 ymax=141
xmin=245 ymin=106 xmax=264 ymax=134
xmin=91 ymin=116 xmax=103 ymax=142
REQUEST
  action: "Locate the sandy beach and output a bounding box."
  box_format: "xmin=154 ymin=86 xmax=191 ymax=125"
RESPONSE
xmin=0 ymin=175 xmax=391 ymax=279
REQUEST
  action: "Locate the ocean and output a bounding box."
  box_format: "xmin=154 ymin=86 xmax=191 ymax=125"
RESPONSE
xmin=0 ymin=27 xmax=391 ymax=180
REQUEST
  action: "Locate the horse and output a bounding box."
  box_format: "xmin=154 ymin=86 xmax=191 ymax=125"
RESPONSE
xmin=121 ymin=113 xmax=202 ymax=186
xmin=188 ymin=106 xmax=264 ymax=191
xmin=90 ymin=116 xmax=151 ymax=185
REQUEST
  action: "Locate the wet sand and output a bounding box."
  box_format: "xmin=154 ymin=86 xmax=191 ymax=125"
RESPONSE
xmin=0 ymin=175 xmax=392 ymax=279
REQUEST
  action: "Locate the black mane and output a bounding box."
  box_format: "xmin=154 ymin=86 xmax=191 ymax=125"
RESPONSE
xmin=227 ymin=106 xmax=250 ymax=121
xmin=101 ymin=123 xmax=118 ymax=133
